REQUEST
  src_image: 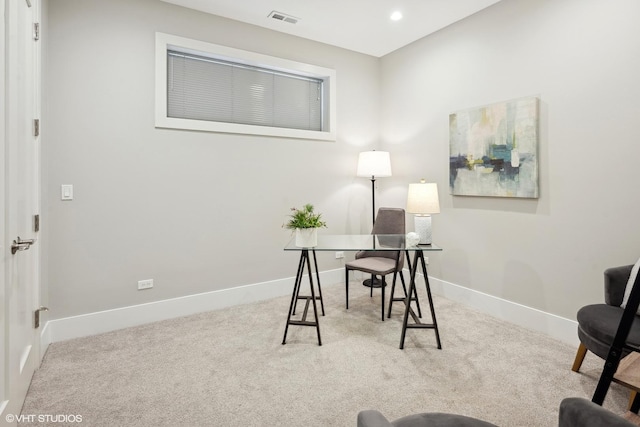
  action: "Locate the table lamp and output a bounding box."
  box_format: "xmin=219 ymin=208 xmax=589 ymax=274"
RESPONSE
xmin=357 ymin=150 xmax=392 ymax=226
xmin=407 ymin=179 xmax=440 ymax=245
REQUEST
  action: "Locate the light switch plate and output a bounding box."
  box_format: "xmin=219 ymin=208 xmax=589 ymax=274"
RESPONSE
xmin=61 ymin=184 xmax=73 ymax=200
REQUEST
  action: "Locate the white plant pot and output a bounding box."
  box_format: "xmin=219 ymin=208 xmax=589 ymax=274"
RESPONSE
xmin=295 ymin=228 xmax=318 ymax=247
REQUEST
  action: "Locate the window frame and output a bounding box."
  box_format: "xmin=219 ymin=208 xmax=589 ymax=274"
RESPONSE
xmin=155 ymin=32 xmax=336 ymax=141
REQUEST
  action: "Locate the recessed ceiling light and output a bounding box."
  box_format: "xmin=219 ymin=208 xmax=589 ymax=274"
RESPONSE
xmin=390 ymin=11 xmax=403 ymax=21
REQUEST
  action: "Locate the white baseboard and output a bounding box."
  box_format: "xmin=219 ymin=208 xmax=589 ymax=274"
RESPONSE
xmin=427 ymin=275 xmax=579 ymax=347
xmin=40 ymin=268 xmax=579 ymax=352
xmin=41 ymin=268 xmax=344 ymax=348
xmin=39 ymin=320 xmax=52 ymax=360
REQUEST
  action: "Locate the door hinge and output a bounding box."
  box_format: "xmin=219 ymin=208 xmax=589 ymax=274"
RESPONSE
xmin=34 ymin=214 xmax=40 ymax=232
xmin=34 ymin=23 xmax=40 ymax=41
xmin=34 ymin=307 xmax=49 ymax=329
xmin=34 ymin=118 xmax=40 ymax=136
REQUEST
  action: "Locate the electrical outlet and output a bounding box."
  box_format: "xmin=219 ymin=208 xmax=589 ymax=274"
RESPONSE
xmin=138 ymin=279 xmax=153 ymax=290
xmin=425 ymin=257 xmax=429 ymax=265
xmin=335 ymin=251 xmax=344 ymax=259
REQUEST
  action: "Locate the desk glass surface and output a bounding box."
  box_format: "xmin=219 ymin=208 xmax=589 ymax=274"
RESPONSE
xmin=284 ymin=234 xmax=442 ymax=252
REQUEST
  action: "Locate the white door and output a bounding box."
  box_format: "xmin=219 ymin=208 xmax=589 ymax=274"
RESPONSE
xmin=1 ymin=0 xmax=42 ymax=424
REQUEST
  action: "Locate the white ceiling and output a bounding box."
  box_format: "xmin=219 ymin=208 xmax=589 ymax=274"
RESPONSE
xmin=160 ymin=0 xmax=503 ymax=57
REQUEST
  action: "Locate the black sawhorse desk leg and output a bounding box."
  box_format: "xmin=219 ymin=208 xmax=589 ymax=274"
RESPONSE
xmin=387 ymin=251 xmax=423 ymax=319
xmin=592 ymin=269 xmax=640 ymax=406
xmin=282 ymin=249 xmax=322 ymax=346
xmin=305 ymin=249 xmax=325 ymax=316
xmin=399 ymin=249 xmax=442 ymax=350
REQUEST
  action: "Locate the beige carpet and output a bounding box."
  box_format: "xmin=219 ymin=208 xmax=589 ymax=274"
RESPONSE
xmin=20 ymin=281 xmax=629 ymax=426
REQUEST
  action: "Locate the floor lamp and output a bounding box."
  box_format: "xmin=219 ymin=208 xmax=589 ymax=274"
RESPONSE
xmin=357 ymin=150 xmax=392 ymax=287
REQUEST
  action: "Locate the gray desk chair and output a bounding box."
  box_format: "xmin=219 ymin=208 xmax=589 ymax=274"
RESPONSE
xmin=357 ymin=398 xmax=635 ymax=427
xmin=572 ymin=264 xmax=640 ymax=373
xmin=345 ymin=208 xmax=409 ymax=321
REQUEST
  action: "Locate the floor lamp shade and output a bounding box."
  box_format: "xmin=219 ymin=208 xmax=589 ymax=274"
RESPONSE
xmin=357 ymin=150 xmax=392 ymax=227
xmin=407 ymin=180 xmax=440 ymax=244
xmin=356 ymin=151 xmax=392 ymax=178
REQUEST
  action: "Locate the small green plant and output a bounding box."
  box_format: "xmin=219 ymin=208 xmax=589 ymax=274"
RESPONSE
xmin=284 ymin=204 xmax=327 ymax=230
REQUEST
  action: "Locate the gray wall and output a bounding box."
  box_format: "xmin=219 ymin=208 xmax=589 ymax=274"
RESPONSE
xmin=45 ymin=0 xmax=640 ymax=323
xmin=44 ymin=0 xmax=380 ymax=318
xmin=380 ymin=0 xmax=640 ymax=319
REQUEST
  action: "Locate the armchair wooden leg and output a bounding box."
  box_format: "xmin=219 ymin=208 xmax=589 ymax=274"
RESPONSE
xmin=571 ymin=342 xmax=588 ymax=372
xmin=629 ymin=391 xmax=639 ymax=412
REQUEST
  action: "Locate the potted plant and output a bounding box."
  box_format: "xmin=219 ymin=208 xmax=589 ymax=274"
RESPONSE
xmin=284 ymin=204 xmax=327 ymax=247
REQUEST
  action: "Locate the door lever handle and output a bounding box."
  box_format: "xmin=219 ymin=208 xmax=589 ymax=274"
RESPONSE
xmin=11 ymin=236 xmax=36 ymax=254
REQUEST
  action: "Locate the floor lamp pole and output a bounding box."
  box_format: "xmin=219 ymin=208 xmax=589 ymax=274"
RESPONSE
xmin=363 ymin=175 xmax=384 ymax=288
xmin=371 ymin=177 xmax=376 ymax=226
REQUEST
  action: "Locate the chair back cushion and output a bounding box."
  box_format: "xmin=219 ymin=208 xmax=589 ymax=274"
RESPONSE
xmin=605 ymin=264 xmax=635 ymax=306
xmin=372 ymin=207 xmax=405 ymax=235
xmin=361 ymin=208 xmax=405 ymax=265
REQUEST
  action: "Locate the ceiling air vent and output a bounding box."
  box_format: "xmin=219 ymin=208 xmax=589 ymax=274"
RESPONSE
xmin=268 ymin=11 xmax=299 ymax=25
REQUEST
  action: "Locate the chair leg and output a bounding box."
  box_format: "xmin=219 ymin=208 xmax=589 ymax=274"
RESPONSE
xmin=571 ymin=342 xmax=588 ymax=372
xmin=381 ymin=274 xmax=386 ymax=321
xmin=345 ymin=268 xmax=349 ymax=310
xmin=387 ymin=272 xmax=398 ymax=318
xmin=386 ymin=270 xmax=400 ymax=319
xmin=370 ymin=274 xmax=374 ymax=297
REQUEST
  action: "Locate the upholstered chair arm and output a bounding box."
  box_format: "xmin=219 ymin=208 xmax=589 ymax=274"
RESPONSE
xmin=559 ymin=397 xmax=636 ymax=427
xmin=605 ymin=264 xmax=634 ymax=306
xmin=357 ymin=410 xmax=394 ymax=427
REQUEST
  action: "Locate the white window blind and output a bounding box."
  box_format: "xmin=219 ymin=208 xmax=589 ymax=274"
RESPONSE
xmin=167 ymin=51 xmax=323 ymax=132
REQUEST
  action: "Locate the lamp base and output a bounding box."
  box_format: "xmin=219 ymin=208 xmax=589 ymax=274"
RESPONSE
xmin=414 ymin=215 xmax=433 ymax=245
xmin=362 ymin=278 xmax=386 ymax=288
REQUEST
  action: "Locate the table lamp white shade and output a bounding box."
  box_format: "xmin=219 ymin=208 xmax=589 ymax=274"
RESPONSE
xmin=357 ymin=151 xmax=392 ymax=178
xmin=407 ymin=180 xmax=440 ymax=245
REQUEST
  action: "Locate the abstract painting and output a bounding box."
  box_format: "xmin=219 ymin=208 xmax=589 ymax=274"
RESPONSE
xmin=449 ymin=97 xmax=539 ymax=198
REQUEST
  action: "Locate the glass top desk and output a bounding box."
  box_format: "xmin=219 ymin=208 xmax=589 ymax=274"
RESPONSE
xmin=282 ymin=234 xmax=442 ymax=349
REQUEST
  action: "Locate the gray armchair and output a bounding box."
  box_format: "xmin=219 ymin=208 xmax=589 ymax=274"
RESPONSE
xmin=572 ymin=264 xmax=640 ymax=372
xmin=357 ymin=398 xmax=635 ymax=427
xmin=357 ymin=410 xmax=497 ymax=427
xmin=559 ymin=397 xmax=636 ymax=427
